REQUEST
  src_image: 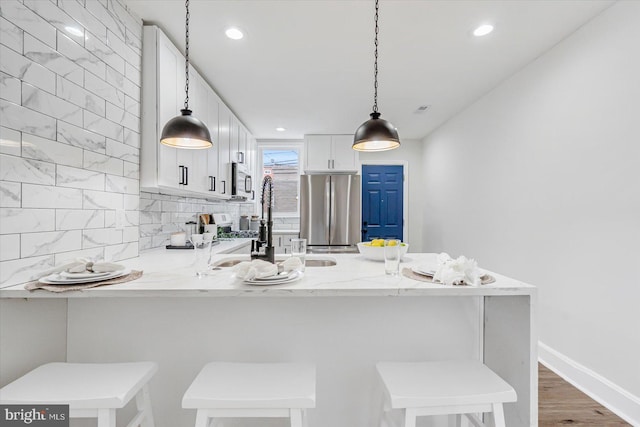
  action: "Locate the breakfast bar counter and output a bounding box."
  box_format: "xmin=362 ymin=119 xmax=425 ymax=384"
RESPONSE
xmin=0 ymin=249 xmax=537 ymax=426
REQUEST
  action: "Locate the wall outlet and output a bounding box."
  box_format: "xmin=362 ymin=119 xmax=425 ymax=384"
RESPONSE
xmin=115 ymin=209 xmax=125 ymax=229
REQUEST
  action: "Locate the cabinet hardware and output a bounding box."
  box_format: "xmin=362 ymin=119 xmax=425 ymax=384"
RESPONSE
xmin=238 ymin=152 xmax=245 ymax=164
xmin=178 ymin=165 xmax=185 ymax=185
xmin=184 ymin=166 xmax=188 ymax=186
xmin=221 ymin=180 xmax=226 ymax=194
xmin=251 ymin=190 xmax=255 ymax=200
xmin=328 ymin=159 xmax=331 ymax=169
xmin=208 ymin=176 xmax=216 ymax=192
xmin=332 ymin=159 xmax=335 ymax=169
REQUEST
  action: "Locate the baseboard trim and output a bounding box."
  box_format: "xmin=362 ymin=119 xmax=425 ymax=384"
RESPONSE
xmin=538 ymin=342 xmax=640 ymax=425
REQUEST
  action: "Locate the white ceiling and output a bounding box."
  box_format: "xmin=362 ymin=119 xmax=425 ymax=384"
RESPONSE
xmin=127 ymin=0 xmax=613 ymax=140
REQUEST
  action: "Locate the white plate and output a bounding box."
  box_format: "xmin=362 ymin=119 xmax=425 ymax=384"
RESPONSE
xmin=59 ymin=271 xmax=112 ymax=279
xmin=39 ymin=269 xmax=130 ymax=285
xmin=411 ymin=266 xmax=436 ymax=277
xmin=243 ymin=271 xmax=303 ymax=286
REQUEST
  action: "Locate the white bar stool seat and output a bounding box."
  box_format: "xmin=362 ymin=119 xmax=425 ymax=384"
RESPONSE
xmin=376 ymin=360 xmax=517 ymax=427
xmin=182 ymin=362 xmax=316 ymax=427
xmin=0 ymin=362 xmax=157 ymax=427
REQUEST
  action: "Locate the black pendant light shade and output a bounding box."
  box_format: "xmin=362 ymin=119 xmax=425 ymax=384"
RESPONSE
xmin=353 ymin=0 xmax=400 ymax=152
xmin=353 ymin=112 xmax=400 ymax=152
xmin=161 ymin=109 xmax=212 ymax=149
xmin=160 ymin=0 xmax=212 ymax=150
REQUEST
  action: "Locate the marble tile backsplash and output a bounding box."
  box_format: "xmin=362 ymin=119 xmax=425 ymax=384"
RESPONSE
xmin=0 ymin=0 xmax=143 ymax=288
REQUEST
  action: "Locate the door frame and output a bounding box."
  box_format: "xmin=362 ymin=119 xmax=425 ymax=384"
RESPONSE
xmin=360 ymin=160 xmax=409 ymax=244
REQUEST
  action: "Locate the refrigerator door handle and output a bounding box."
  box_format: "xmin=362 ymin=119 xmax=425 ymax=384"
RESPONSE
xmin=324 ymin=176 xmax=331 ymax=244
xmin=329 ymin=177 xmax=337 ymax=244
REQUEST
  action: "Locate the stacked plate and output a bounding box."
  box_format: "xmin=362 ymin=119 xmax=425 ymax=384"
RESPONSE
xmin=243 ymin=270 xmax=303 ymax=286
xmin=411 ymin=265 xmax=436 ymax=278
xmin=38 ymin=269 xmax=130 ymax=285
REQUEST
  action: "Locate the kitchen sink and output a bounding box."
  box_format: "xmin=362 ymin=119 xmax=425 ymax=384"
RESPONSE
xmin=213 ymin=256 xmax=337 ymax=268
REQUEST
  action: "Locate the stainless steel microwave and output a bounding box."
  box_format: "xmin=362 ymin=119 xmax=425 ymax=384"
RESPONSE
xmin=231 ymin=162 xmax=253 ymax=199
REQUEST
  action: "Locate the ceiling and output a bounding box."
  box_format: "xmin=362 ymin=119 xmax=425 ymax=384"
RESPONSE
xmin=127 ymin=0 xmax=613 ymax=140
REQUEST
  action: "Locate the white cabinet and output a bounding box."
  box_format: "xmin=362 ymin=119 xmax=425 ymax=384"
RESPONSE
xmin=304 ymin=135 xmax=359 ymax=173
xmin=141 ymin=25 xmax=255 ymax=201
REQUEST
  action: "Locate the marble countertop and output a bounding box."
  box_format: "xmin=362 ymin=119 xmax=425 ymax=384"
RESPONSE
xmin=0 ymin=246 xmax=536 ymax=299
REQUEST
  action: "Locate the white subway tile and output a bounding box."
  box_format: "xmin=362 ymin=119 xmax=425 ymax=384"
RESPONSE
xmin=124 ymin=95 xmax=140 ymax=117
xmin=105 ymin=138 xmax=138 ymax=162
xmin=21 ymin=229 xmax=82 ymax=257
xmin=140 ymin=211 xmax=161 ymax=224
xmin=22 ymin=83 xmax=83 ymax=126
xmin=84 ymin=110 xmax=123 ymax=141
xmin=140 ymin=198 xmax=161 ymax=212
xmin=0 ymin=126 xmax=21 ymax=156
xmin=22 ymin=133 xmax=84 ymax=168
xmin=104 ymin=209 xmax=115 ymax=228
xmin=56 ymin=165 xmax=105 ymax=190
xmin=123 ymin=226 xmax=138 ymax=243
xmin=83 ymin=227 xmax=122 ymax=248
xmin=57 ymin=0 xmax=107 ymax=44
xmin=0 ymin=0 xmax=56 ymax=49
xmin=105 ymin=102 xmax=138 ymax=132
xmin=22 ymin=183 xmax=83 ymax=208
xmin=138 ymin=236 xmax=151 ymax=251
xmin=0 ymin=255 xmax=54 ymax=288
xmin=56 ymin=209 xmax=105 ymax=230
xmin=54 ymin=247 xmax=104 ymax=265
xmin=0 ymin=100 xmax=56 ymax=139
xmin=105 ymin=174 xmax=138 ymax=195
xmin=0 ymin=181 xmax=21 ymax=207
xmin=23 ymin=0 xmax=85 ymax=45
xmin=24 ymin=34 xmax=84 ymax=85
xmin=104 ymin=241 xmax=137 ymax=261
xmin=0 ymin=234 xmax=20 ymax=261
xmin=0 ymin=208 xmax=55 ymax=234
xmin=123 ymin=194 xmax=139 ymax=210
xmin=0 ymin=72 xmax=21 ymax=104
xmin=86 ymin=0 xmax=125 ymax=42
xmin=83 ymin=189 xmax=122 ymax=210
xmin=57 ymin=121 xmax=106 ymax=153
xmin=56 ymin=75 xmax=105 ymax=116
xmin=57 ymin=32 xmax=106 ymax=80
xmin=108 ymin=0 xmax=141 ymax=40
xmin=125 ymin=29 xmax=141 ymax=54
xmin=0 ymin=16 xmax=23 ymax=53
xmin=124 ymin=210 xmax=139 ymax=226
xmin=150 ymin=234 xmax=167 ymax=248
xmin=0 ymin=154 xmax=55 ymax=185
xmin=0 ymin=44 xmax=56 ymax=94
xmin=83 ymin=150 xmax=124 ymax=176
xmin=105 ymin=66 xmax=139 ymax=101
xmin=139 ymin=224 xmax=162 ymax=238
xmin=123 ymin=161 xmax=138 ymax=179
xmin=106 ymin=28 xmax=138 ymax=69
xmin=86 ymin=31 xmax=125 ymax=75
xmin=123 ymin=128 xmax=139 ymax=148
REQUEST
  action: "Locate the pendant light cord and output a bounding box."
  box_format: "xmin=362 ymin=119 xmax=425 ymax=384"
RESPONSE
xmin=184 ymin=0 xmax=190 ymax=110
xmin=373 ymin=0 xmax=379 ymax=114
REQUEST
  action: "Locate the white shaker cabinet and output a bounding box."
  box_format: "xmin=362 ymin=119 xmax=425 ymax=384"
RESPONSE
xmin=304 ymin=135 xmax=359 ymax=173
xmin=217 ymin=104 xmax=232 ymax=196
xmin=205 ymin=87 xmax=221 ymax=195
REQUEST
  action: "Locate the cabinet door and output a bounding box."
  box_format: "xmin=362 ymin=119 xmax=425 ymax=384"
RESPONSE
xmin=206 ymin=88 xmax=220 ymax=194
xmin=304 ymin=135 xmax=332 ymax=172
xmin=229 ymin=116 xmax=239 ymax=164
xmin=331 ymin=135 xmax=358 ymax=172
xmin=188 ymin=71 xmax=208 ymax=193
xmin=156 ymin=32 xmax=179 ymax=188
xmin=217 ymin=105 xmax=231 ymax=196
xmin=238 ymin=127 xmax=247 ymax=165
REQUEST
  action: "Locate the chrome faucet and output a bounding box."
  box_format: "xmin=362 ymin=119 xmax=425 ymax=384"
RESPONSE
xmin=251 ymin=176 xmax=275 ymax=263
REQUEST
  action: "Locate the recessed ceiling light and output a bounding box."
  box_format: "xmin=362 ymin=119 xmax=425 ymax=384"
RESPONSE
xmin=473 ymin=24 xmax=494 ymax=37
xmin=276 ymin=127 xmax=286 ymax=132
xmin=65 ymin=26 xmax=83 ymax=37
xmin=225 ymin=27 xmax=244 ymax=40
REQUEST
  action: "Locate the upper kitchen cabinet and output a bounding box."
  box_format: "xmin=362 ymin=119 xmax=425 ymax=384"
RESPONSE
xmin=140 ymin=26 xmax=255 ymax=200
xmin=304 ymin=135 xmax=359 ymax=173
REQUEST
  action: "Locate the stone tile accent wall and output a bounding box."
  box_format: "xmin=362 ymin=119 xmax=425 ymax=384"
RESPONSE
xmin=0 ymin=0 xmax=143 ymax=288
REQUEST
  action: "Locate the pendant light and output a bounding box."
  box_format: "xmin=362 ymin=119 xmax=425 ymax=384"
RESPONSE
xmin=160 ymin=0 xmax=212 ymax=149
xmin=353 ymin=0 xmax=400 ymax=152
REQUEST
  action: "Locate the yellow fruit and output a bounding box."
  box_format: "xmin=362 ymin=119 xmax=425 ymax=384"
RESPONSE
xmin=388 ymin=240 xmax=398 ymax=246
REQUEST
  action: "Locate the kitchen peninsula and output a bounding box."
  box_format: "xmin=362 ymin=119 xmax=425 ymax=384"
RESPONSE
xmin=0 ymin=250 xmax=536 ymax=427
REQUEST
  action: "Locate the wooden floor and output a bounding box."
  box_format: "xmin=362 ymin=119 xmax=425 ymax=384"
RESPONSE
xmin=539 ymin=364 xmax=630 ymax=426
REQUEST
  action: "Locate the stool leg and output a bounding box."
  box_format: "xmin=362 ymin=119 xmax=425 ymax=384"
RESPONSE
xmin=403 ymin=408 xmax=417 ymax=427
xmin=194 ymin=410 xmax=209 ymax=427
xmin=290 ymin=409 xmax=303 ymax=427
xmin=448 ymin=414 xmax=462 ymax=427
xmin=136 ymin=384 xmax=155 ymax=427
xmin=301 ymin=409 xmax=309 ymax=427
xmin=97 ymin=408 xmax=116 ymax=427
xmin=490 ymin=403 xmax=506 ymax=427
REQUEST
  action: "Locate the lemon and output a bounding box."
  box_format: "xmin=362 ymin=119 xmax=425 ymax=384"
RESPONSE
xmin=387 ymin=240 xmax=398 ymax=246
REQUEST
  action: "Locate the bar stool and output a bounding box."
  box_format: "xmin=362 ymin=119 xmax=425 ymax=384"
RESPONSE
xmin=182 ymin=362 xmax=316 ymax=427
xmin=0 ymin=362 xmax=157 ymax=427
xmin=376 ymin=360 xmax=517 ymax=427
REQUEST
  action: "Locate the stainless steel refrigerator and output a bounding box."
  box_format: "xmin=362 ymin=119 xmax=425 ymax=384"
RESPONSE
xmin=300 ymin=174 xmax=360 ymax=252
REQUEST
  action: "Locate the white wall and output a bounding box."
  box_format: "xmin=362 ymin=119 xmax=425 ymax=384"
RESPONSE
xmin=421 ymin=0 xmax=640 ymax=419
xmin=359 ymin=139 xmax=424 ymax=252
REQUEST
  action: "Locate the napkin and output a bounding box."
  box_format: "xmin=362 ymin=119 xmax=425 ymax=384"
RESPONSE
xmin=233 ymin=258 xmax=303 ymax=281
xmin=433 ymin=253 xmax=481 ymax=286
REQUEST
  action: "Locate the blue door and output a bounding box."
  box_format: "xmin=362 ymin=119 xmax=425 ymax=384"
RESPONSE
xmin=361 ymin=165 xmax=403 ymax=241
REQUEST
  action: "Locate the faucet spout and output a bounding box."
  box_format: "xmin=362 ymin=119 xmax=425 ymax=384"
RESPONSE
xmin=251 ymin=176 xmax=275 ymax=263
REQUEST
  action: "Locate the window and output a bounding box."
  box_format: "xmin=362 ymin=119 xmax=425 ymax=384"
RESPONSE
xmin=258 ymin=145 xmax=301 ymax=216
